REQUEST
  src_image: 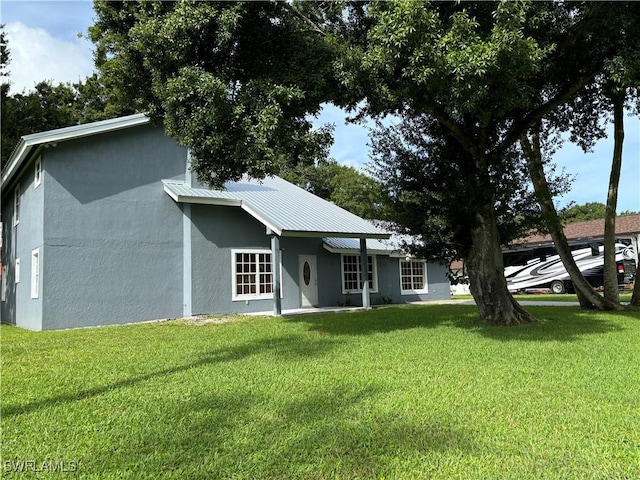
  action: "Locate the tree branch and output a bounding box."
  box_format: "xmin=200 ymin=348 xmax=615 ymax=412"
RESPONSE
xmin=500 ymin=2 xmax=610 ymax=152
xmin=285 ymin=3 xmax=327 ymax=36
xmin=502 ymin=71 xmax=598 ymax=153
xmin=425 ymin=105 xmax=481 ymax=160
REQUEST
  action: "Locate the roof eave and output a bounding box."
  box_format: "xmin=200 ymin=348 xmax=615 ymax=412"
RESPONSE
xmin=1 ymin=138 xmax=30 ymax=190
xmin=280 ymin=230 xmax=391 ymax=239
xmin=163 ymin=184 xmax=242 ymax=207
xmin=322 ymin=244 xmax=394 ymax=255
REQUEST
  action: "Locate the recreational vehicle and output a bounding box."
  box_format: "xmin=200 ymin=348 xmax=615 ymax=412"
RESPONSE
xmin=503 ymin=241 xmax=636 ymax=294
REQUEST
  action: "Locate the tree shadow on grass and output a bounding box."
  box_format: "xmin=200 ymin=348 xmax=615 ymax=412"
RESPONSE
xmin=285 ymin=304 xmax=479 ymax=336
xmin=286 ymin=304 xmax=633 ymax=344
xmin=2 ymin=334 xmax=344 ymax=418
xmin=455 ymin=306 xmax=632 ymax=342
xmin=90 ymin=383 xmax=479 ymax=479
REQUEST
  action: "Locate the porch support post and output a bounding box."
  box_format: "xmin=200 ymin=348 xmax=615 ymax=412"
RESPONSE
xmin=182 ymin=203 xmax=192 ymax=318
xmin=271 ymin=232 xmax=282 ymax=316
xmin=182 ymin=149 xmax=193 ymax=318
xmin=360 ymin=238 xmax=371 ymax=310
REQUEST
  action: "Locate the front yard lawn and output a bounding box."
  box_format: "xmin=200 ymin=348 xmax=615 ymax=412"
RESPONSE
xmin=2 ymin=305 xmax=639 ymax=479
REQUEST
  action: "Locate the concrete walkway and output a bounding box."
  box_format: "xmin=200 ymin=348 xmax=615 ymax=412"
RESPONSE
xmin=248 ymin=295 xmax=640 ymax=317
xmin=246 ymin=306 xmax=365 ymax=317
xmin=418 ymin=299 xmax=638 ymax=307
xmin=249 ymin=299 xmax=587 ymax=317
xmin=413 ymin=299 xmax=582 ymax=307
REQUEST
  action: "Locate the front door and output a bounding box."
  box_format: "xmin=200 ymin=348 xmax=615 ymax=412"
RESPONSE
xmin=299 ymin=255 xmax=318 ymax=307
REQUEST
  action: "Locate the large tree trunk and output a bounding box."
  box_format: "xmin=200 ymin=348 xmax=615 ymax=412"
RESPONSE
xmin=466 ymin=203 xmax=537 ymax=325
xmin=603 ymin=93 xmax=624 ymax=305
xmin=521 ymin=127 xmax=622 ymax=311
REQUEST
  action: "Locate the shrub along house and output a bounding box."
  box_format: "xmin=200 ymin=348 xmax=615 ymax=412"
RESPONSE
xmin=1 ymin=114 xmax=450 ymax=330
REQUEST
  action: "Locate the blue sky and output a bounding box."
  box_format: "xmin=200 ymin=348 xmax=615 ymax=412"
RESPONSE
xmin=2 ymin=0 xmax=639 ymax=213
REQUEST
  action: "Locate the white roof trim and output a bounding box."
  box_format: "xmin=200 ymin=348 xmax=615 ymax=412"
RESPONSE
xmin=2 ymin=113 xmax=150 ymax=191
xmin=283 ymin=231 xmax=389 ymax=239
xmin=240 ymin=202 xmax=283 ymax=236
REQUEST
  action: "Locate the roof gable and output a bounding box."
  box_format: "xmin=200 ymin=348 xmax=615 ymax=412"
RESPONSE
xmin=163 ymin=176 xmax=391 ymax=239
xmin=1 ymin=113 xmax=150 ymax=190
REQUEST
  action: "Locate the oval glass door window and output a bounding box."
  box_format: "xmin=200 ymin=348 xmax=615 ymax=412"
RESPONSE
xmin=303 ymin=262 xmax=311 ymax=286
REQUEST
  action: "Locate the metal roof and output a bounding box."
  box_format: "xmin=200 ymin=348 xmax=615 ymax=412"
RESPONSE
xmin=1 ymin=113 xmax=150 ymax=191
xmin=163 ymin=177 xmax=391 ymax=239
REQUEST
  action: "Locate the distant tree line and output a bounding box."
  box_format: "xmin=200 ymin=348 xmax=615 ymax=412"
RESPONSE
xmin=1 ymin=26 xmax=135 ymax=169
xmin=560 ymin=202 xmax=639 ymax=224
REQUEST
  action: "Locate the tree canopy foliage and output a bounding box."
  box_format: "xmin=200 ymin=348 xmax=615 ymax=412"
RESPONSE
xmin=89 ymin=1 xmax=338 ymax=188
xmin=340 ymin=1 xmax=628 ymax=322
xmin=345 ymin=1 xmax=639 ymax=316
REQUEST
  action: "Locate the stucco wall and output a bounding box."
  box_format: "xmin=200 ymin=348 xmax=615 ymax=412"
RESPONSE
xmin=41 ymin=124 xmax=186 ymax=329
xmin=0 ymin=157 xmax=44 ymax=329
xmin=190 ymin=205 xmax=331 ymax=314
xmin=391 ymin=261 xmax=451 ymax=303
xmin=189 ymin=202 xmax=450 ymax=313
xmin=330 ymin=257 xmax=451 ymax=307
xmin=278 ymin=236 xmax=355 ymax=309
xmin=191 ymin=203 xmax=388 ymax=313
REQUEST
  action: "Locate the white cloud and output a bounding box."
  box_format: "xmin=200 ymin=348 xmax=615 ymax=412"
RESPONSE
xmin=3 ymin=21 xmax=94 ymax=93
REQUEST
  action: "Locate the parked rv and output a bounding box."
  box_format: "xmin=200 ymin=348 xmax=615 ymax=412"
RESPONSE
xmin=503 ymin=241 xmax=636 ymax=294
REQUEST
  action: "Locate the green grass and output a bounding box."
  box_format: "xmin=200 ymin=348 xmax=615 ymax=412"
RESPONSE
xmin=453 ymin=293 xmax=634 ymax=303
xmin=2 ymin=305 xmax=640 ymax=479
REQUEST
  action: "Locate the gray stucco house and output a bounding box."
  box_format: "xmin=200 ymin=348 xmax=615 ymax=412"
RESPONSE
xmin=1 ymin=114 xmax=450 ymax=330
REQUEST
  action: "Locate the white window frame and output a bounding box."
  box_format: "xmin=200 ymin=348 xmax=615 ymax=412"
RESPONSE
xmin=31 ymin=248 xmax=40 ymax=299
xmin=34 ymin=156 xmax=42 ymax=188
xmin=399 ymin=259 xmax=429 ymax=295
xmin=231 ymin=249 xmax=282 ymax=301
xmin=340 ymin=254 xmax=378 ymax=294
xmin=15 ymin=258 xmax=20 ymax=284
xmin=1 ymin=265 xmax=7 ymax=302
xmin=14 ymin=183 xmax=20 ymax=226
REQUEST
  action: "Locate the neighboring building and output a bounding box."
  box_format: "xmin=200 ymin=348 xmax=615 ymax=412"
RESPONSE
xmin=449 ymin=215 xmax=640 ymax=294
xmin=449 ymin=260 xmax=470 ymax=295
xmin=1 ymin=114 xmax=450 ymax=330
xmin=515 ymin=215 xmax=640 ymax=262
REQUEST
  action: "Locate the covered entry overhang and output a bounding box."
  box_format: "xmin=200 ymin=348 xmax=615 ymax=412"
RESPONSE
xmin=162 ymin=176 xmax=391 ymax=315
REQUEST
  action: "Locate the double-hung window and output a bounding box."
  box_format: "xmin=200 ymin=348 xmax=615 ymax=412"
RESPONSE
xmin=399 ymin=260 xmax=428 ymax=294
xmin=1 ymin=265 xmax=7 ymax=302
xmin=14 ymin=183 xmax=20 ymax=226
xmin=31 ymin=249 xmax=40 ymax=299
xmin=34 ymin=156 xmax=42 ymax=188
xmin=232 ymin=249 xmax=275 ymax=301
xmin=341 ymin=254 xmax=377 ymax=293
